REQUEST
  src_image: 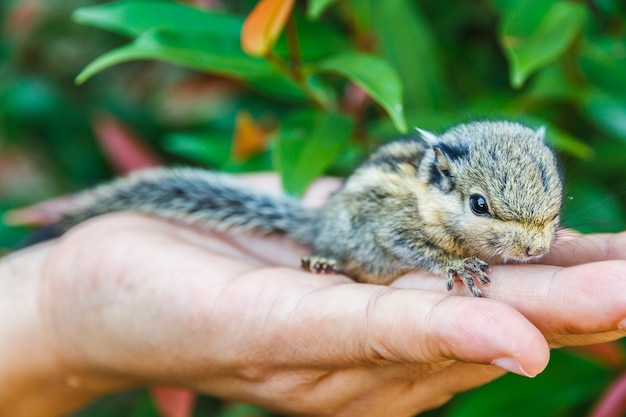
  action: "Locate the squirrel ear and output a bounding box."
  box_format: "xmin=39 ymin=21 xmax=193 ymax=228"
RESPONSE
xmin=415 ymin=127 xmax=440 ymax=146
xmin=433 ymin=147 xmax=453 ymax=176
xmin=431 ymin=147 xmax=455 ymax=192
xmin=535 ymin=126 xmax=546 ymax=142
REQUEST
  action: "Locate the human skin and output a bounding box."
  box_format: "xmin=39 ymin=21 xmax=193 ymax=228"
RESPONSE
xmin=1 ymin=175 xmax=626 ymax=417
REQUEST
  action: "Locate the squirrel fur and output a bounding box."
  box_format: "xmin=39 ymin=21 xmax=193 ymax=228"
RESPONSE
xmin=54 ymin=120 xmax=563 ymax=297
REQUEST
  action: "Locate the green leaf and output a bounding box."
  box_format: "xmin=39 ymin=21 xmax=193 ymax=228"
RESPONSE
xmin=582 ymin=142 xmax=626 ymax=183
xmin=274 ymin=110 xmax=353 ymax=196
xmin=525 ymin=64 xmax=579 ymax=102
xmin=581 ymin=90 xmax=626 ymax=141
xmin=162 ymin=132 xmax=232 ymax=168
xmin=214 ymin=402 xmax=274 ymax=417
xmin=307 ymin=0 xmax=339 ymax=19
xmin=0 ymin=204 xmax=29 ymax=250
xmin=71 ymin=389 xmax=155 ymax=416
xmin=489 ymin=0 xmax=520 ymax=12
xmin=163 ymin=132 xmax=274 ymax=173
xmin=316 ymin=52 xmax=407 ymax=133
xmin=445 ymin=350 xmax=611 ymax=417
xmin=129 ymin=390 xmax=160 ymax=417
xmin=563 ymin=171 xmax=626 ymax=233
xmin=222 ymin=150 xmax=274 ymax=173
xmin=517 ymin=116 xmax=593 ymax=160
xmin=73 ymin=0 xmax=243 ymax=38
xmin=369 ymin=0 xmax=445 ymax=111
xmin=245 ymin=76 xmax=308 ymax=101
xmin=273 ymin=16 xmax=350 ymax=63
xmin=579 ymin=38 xmax=626 ymax=99
xmin=75 ymin=29 xmax=294 ymax=89
xmin=545 ymin=125 xmax=593 ymax=160
xmin=500 ymin=0 xmax=587 ymax=88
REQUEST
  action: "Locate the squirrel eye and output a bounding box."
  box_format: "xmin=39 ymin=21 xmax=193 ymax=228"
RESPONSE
xmin=469 ymin=194 xmax=490 ymax=217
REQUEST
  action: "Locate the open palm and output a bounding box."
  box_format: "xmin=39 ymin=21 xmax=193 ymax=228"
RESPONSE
xmin=8 ymin=175 xmax=626 ymax=416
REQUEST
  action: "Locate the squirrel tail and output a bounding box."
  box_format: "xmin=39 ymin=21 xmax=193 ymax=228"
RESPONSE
xmin=58 ymin=168 xmax=320 ymax=246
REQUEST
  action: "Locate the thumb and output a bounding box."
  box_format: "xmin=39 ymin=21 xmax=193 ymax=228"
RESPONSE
xmin=291 ymin=283 xmax=549 ymax=377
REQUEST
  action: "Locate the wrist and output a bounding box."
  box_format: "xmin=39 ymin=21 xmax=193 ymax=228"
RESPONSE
xmin=0 ymin=242 xmax=132 ymax=416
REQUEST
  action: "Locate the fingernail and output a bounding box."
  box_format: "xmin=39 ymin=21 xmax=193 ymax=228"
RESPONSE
xmin=491 ymin=357 xmax=536 ymax=378
xmin=618 ymin=318 xmax=626 ymax=330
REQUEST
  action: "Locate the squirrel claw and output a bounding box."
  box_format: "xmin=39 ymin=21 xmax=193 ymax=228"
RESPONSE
xmin=445 ymin=257 xmax=490 ymax=297
xmin=301 ymin=256 xmax=339 ymax=274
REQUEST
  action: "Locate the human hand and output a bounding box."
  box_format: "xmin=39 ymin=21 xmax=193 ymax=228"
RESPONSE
xmin=3 ymin=175 xmax=626 ymax=417
xmin=392 ymin=229 xmax=626 ymax=348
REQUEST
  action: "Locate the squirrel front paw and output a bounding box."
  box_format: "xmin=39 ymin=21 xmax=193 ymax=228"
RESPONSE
xmin=445 ymin=257 xmax=490 ymax=297
xmin=301 ymin=256 xmax=339 ymax=274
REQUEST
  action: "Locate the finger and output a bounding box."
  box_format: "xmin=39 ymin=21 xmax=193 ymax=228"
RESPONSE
xmin=290 ymin=283 xmax=549 ymax=377
xmin=298 ymin=362 xmax=504 ymax=417
xmin=396 ymin=261 xmax=626 ymax=347
xmin=498 ymin=262 xmax=626 ymax=346
xmin=541 ymin=231 xmax=626 ymax=266
xmin=548 ymin=330 xmax=626 ymax=348
xmin=491 ymin=262 xmax=626 ymax=339
xmin=209 ymin=282 xmax=547 ymax=412
xmin=390 ymin=361 xmax=505 ymax=415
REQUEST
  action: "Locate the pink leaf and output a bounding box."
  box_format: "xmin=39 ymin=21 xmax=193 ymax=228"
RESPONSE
xmin=91 ymin=112 xmax=163 ymax=174
xmin=150 ymin=387 xmax=196 ymax=417
xmin=589 ymin=372 xmax=626 ymax=417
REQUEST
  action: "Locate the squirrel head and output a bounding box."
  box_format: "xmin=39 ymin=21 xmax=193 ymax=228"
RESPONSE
xmin=417 ymin=121 xmax=563 ymax=262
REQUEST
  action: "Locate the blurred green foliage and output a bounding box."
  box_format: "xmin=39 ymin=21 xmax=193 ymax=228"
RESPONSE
xmin=1 ymin=0 xmax=626 ymax=416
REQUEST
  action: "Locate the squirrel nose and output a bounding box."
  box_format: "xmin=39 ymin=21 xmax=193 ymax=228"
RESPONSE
xmin=525 ymin=245 xmax=546 ymax=257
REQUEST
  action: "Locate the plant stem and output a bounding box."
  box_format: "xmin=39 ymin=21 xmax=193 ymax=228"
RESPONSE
xmin=265 ymin=15 xmax=334 ymax=112
xmin=285 ymin=13 xmax=303 ymax=79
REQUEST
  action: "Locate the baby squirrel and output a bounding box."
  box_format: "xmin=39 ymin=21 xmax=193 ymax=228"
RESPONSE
xmin=52 ymin=120 xmax=563 ymax=297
